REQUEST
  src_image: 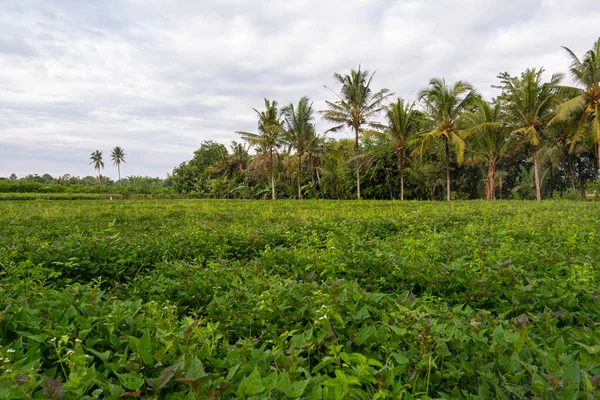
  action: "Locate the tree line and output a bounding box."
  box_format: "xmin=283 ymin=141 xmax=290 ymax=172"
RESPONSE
xmin=171 ymin=38 xmax=600 ymax=200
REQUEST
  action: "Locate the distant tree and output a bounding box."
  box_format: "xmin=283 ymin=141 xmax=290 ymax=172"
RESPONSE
xmin=418 ymin=78 xmax=478 ymax=201
xmin=464 ymin=99 xmax=512 ymax=199
xmin=171 ymin=140 xmax=227 ymax=194
xmin=383 ymin=98 xmax=421 ymax=200
xmin=551 ymin=37 xmax=600 ymax=168
xmin=9 ymin=173 xmax=17 ymax=180
xmin=321 ymin=66 xmax=393 ymax=200
xmin=111 ymin=147 xmax=126 ymax=185
xmin=237 ymin=99 xmax=285 ymax=200
xmin=496 ymin=68 xmax=563 ymax=200
xmin=89 ymin=150 xmax=104 ymax=184
xmin=282 ymin=96 xmax=317 ymax=200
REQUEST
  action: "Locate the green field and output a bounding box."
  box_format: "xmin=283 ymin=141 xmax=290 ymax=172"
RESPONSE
xmin=1 ymin=200 xmax=599 ymax=399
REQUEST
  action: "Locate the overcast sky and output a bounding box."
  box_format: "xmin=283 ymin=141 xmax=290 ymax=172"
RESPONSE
xmin=0 ymin=0 xmax=598 ymax=179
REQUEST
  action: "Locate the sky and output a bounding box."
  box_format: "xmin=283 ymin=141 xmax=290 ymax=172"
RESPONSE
xmin=0 ymin=0 xmax=599 ymax=179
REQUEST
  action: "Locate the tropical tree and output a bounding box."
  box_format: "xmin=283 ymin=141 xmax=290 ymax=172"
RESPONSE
xmin=496 ymin=68 xmax=563 ymax=200
xmin=418 ymin=78 xmax=478 ymax=201
xmin=382 ymin=98 xmax=422 ymax=200
xmin=321 ymin=66 xmax=392 ymax=200
xmin=550 ymin=37 xmax=600 ymax=168
xmin=110 ymin=146 xmax=126 ymax=185
xmin=464 ymin=99 xmax=512 ymax=199
xmin=282 ymin=96 xmax=317 ymax=200
xmin=237 ymin=99 xmax=285 ymax=199
xmin=89 ymin=150 xmax=104 ymax=184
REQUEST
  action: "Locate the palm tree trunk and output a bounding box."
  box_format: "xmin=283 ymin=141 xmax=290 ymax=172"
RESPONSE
xmin=354 ymin=126 xmax=361 ymax=200
xmin=445 ymin=139 xmax=451 ymax=201
xmin=565 ymin=152 xmax=577 ymax=199
xmin=596 ymin=141 xmax=600 ymax=170
xmin=270 ymin=148 xmax=276 ymax=200
xmin=398 ymin=150 xmax=404 ymax=201
xmin=532 ymin=147 xmax=541 ymax=201
xmin=118 ymin=163 xmax=121 ymax=186
xmin=487 ymin=162 xmax=496 ymax=200
xmin=356 ymin=164 xmax=361 ymax=201
xmin=297 ymin=153 xmax=303 ymax=200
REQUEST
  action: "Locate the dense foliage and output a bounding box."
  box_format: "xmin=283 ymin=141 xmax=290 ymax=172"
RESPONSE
xmin=1 ymin=199 xmax=599 ymax=398
xmin=168 ymin=38 xmax=600 ymax=201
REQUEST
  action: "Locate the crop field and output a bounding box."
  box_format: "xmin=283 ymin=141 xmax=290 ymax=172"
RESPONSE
xmin=1 ymin=200 xmax=599 ymax=399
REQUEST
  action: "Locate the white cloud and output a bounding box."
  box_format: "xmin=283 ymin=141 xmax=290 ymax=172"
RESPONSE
xmin=0 ymin=0 xmax=598 ymax=178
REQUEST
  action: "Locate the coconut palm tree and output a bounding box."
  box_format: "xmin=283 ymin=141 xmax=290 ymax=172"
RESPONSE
xmin=383 ymin=98 xmax=422 ymax=200
xmin=550 ymin=37 xmax=600 ymax=168
xmin=320 ymin=66 xmax=393 ymax=200
xmin=110 ymin=147 xmax=126 ymax=185
xmin=497 ymin=68 xmax=563 ymax=200
xmin=89 ymin=150 xmax=104 ymax=184
xmin=282 ymin=96 xmax=316 ymax=200
xmin=237 ymin=99 xmax=285 ymax=199
xmin=418 ymin=78 xmax=478 ymax=201
xmin=464 ymin=99 xmax=512 ymax=199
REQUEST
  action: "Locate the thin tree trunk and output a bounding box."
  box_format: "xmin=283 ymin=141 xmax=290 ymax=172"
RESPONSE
xmin=118 ymin=163 xmax=121 ymax=186
xmin=354 ymin=126 xmax=361 ymax=200
xmin=297 ymin=153 xmax=303 ymax=200
xmin=356 ymin=164 xmax=361 ymax=201
xmin=565 ymin=153 xmax=577 ymax=199
xmin=398 ymin=149 xmax=404 ymax=201
xmin=532 ymin=147 xmax=541 ymax=201
xmin=445 ymin=139 xmax=451 ymax=201
xmin=487 ymin=161 xmax=495 ymax=200
xmin=597 ymin=141 xmax=600 ymax=170
xmin=270 ymin=148 xmax=276 ymax=200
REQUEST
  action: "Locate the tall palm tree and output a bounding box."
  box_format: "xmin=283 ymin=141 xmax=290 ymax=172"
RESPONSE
xmin=418 ymin=78 xmax=478 ymax=201
xmin=497 ymin=68 xmax=563 ymax=200
xmin=383 ymin=98 xmax=421 ymax=200
xmin=464 ymin=99 xmax=512 ymax=199
xmin=550 ymin=37 xmax=600 ymax=168
xmin=282 ymin=96 xmax=316 ymax=200
xmin=321 ymin=66 xmax=393 ymax=200
xmin=89 ymin=150 xmax=104 ymax=184
xmin=110 ymin=147 xmax=126 ymax=185
xmin=237 ymin=99 xmax=285 ymax=200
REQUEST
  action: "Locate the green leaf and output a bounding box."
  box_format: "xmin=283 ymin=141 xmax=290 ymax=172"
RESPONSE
xmin=282 ymin=379 xmax=309 ymax=398
xmin=116 ymin=373 xmax=144 ymax=391
xmin=238 ymin=368 xmax=265 ymax=396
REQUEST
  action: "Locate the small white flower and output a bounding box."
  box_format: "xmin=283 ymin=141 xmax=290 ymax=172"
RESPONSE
xmin=85 ymin=355 xmax=91 ymax=358
xmin=314 ymin=320 xmax=319 ymax=324
xmin=4 ymin=359 xmax=9 ymax=363
xmin=5 ymin=369 xmax=11 ymax=373
xmin=108 ymin=314 xmax=112 ymax=318
xmin=7 ymin=349 xmax=15 ymax=353
xmin=66 ymin=350 xmax=75 ymax=355
xmin=75 ymin=339 xmax=82 ymax=343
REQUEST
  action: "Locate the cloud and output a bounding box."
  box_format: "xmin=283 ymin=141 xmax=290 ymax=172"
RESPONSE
xmin=0 ymin=0 xmax=598 ymax=178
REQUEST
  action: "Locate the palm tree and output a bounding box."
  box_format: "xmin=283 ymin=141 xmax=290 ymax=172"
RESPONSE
xmin=110 ymin=147 xmax=126 ymax=185
xmin=89 ymin=150 xmax=104 ymax=184
xmin=550 ymin=37 xmax=600 ymax=168
xmin=383 ymin=98 xmax=421 ymax=200
xmin=237 ymin=99 xmax=285 ymax=200
xmin=418 ymin=78 xmax=478 ymax=201
xmin=497 ymin=68 xmax=563 ymax=200
xmin=321 ymin=66 xmax=393 ymax=200
xmin=464 ymin=99 xmax=512 ymax=199
xmin=282 ymin=96 xmax=316 ymax=200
